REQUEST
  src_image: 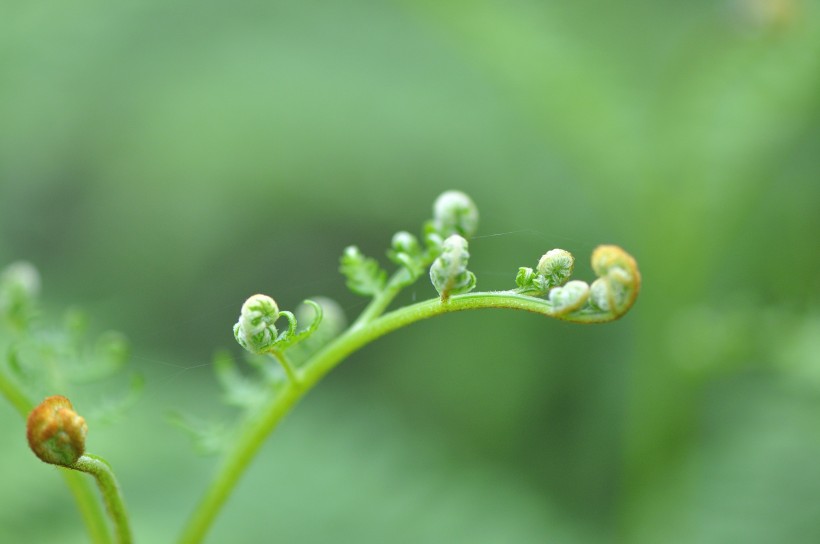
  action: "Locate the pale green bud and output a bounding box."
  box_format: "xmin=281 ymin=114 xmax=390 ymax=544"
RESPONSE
xmin=234 ymin=294 xmax=280 ymax=354
xmin=391 ymin=231 xmax=421 ymax=256
xmin=431 ymin=191 xmax=479 ymax=238
xmin=1 ymin=261 xmax=40 ymax=298
xmin=548 ymin=280 xmax=590 ymax=315
xmin=536 ymin=249 xmax=574 ymax=288
xmin=515 ymin=267 xmax=537 ymax=289
xmin=429 ymin=234 xmax=476 ymax=301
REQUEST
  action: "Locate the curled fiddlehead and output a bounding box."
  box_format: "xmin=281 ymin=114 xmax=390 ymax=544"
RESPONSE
xmin=429 ymin=234 xmax=477 ymax=301
xmin=233 ymin=294 xmax=323 ymax=355
xmin=27 ymin=395 xmax=88 ymax=466
xmin=516 ymin=248 xmax=575 ymax=294
xmin=588 ymin=244 xmax=641 ymax=316
xmin=428 ymin=190 xmax=479 ymax=241
xmin=505 ymin=243 xmax=640 ymax=322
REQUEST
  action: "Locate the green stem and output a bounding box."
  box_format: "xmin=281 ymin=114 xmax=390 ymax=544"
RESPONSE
xmin=0 ymin=367 xmax=31 ymax=415
xmin=73 ymin=454 xmax=132 ymax=544
xmin=0 ymin=370 xmax=112 ymax=544
xmin=178 ymin=290 xmax=622 ymax=544
xmin=349 ymin=269 xmax=416 ymax=330
xmin=177 ymin=384 xmax=302 ymax=544
xmin=60 ymin=469 xmax=114 ymax=544
xmin=270 ymin=350 xmax=301 ymax=386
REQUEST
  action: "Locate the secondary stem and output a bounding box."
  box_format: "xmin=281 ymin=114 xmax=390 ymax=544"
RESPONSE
xmin=178 ymin=291 xmax=621 ymax=543
xmin=270 ymin=350 xmax=301 ymax=386
xmin=349 ymin=270 xmax=415 ymax=330
xmin=73 ymin=454 xmax=133 ymax=544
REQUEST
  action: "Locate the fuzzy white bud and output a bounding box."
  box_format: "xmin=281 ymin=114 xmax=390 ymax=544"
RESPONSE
xmin=429 ymin=234 xmax=476 ymax=301
xmin=536 ymin=249 xmax=574 ymax=288
xmin=549 ymin=280 xmax=590 ymax=315
xmin=431 ymin=191 xmax=479 ymax=238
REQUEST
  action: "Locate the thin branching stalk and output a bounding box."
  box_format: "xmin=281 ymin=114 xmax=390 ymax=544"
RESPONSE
xmin=182 ymin=191 xmax=640 ymax=543
xmin=178 ymin=288 xmax=632 ymax=543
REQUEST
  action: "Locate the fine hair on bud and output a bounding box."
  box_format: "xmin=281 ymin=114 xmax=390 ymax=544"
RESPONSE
xmin=432 ymin=191 xmax=479 ymax=239
xmin=429 ymin=234 xmax=477 ymax=301
xmin=588 ymin=245 xmax=641 ymax=314
xmin=537 ymin=249 xmax=574 ymax=288
xmin=1 ymin=261 xmax=41 ymax=298
xmin=391 ymin=231 xmax=421 ymax=256
xmin=548 ymin=280 xmax=590 ymax=316
xmin=27 ymin=395 xmax=88 ymax=466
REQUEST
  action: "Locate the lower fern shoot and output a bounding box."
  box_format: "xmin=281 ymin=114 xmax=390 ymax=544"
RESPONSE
xmin=27 ymin=396 xmax=132 ymax=544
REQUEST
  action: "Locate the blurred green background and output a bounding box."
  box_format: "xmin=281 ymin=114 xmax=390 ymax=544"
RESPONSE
xmin=2 ymin=0 xmax=820 ymax=542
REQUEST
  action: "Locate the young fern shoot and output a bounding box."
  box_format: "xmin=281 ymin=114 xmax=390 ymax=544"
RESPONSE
xmin=179 ymin=190 xmax=641 ymax=544
xmin=27 ymin=396 xmax=132 ymax=544
xmin=1 ymin=261 xmax=140 ymax=544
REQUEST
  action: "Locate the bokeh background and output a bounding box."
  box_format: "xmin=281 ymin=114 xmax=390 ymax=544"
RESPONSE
xmin=2 ymin=0 xmax=820 ymax=542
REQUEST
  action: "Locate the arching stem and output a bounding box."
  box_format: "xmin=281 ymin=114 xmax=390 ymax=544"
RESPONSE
xmin=178 ymin=290 xmax=624 ymax=544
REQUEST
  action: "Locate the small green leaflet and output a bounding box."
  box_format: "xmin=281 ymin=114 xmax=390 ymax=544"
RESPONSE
xmin=339 ymin=246 xmax=387 ymax=296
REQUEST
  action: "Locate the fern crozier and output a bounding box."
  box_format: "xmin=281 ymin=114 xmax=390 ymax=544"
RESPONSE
xmin=234 ymin=294 xmax=280 ymax=354
xmin=26 ymin=395 xmax=88 ymax=467
xmin=429 ymin=234 xmax=477 ymax=301
xmin=431 ymin=190 xmax=479 ymax=239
